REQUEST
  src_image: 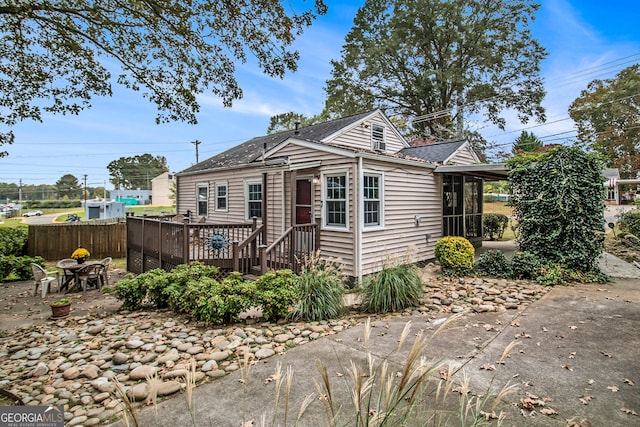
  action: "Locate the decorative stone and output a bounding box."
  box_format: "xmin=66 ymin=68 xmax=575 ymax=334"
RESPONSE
xmin=156 ymin=381 xmax=182 ymax=396
xmin=62 ymin=367 xmax=80 ymax=380
xmin=129 ymin=365 xmax=158 ymax=381
xmin=126 ymin=383 xmax=149 ymax=401
xmin=255 ymin=349 xmax=275 ymax=359
xmin=32 ymin=363 xmax=49 ymax=377
xmin=112 ymin=352 xmax=129 ymax=365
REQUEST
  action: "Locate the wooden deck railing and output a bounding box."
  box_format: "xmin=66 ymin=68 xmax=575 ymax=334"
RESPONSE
xmin=260 ymin=222 xmax=318 ymax=274
xmin=127 ymin=216 xmax=318 ymax=276
xmin=232 ymin=224 xmax=265 ymax=274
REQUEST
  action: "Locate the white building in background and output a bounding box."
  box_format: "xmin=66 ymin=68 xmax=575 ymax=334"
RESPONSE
xmin=151 ymin=172 xmax=175 ymax=206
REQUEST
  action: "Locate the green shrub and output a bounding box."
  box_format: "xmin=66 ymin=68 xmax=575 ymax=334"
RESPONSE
xmin=434 ymin=236 xmax=474 ymax=275
xmin=289 ymin=253 xmax=345 ymax=321
xmin=361 ymin=263 xmax=423 ymax=313
xmin=255 ymin=270 xmax=300 ymax=321
xmin=113 ymin=275 xmax=147 ymax=310
xmin=482 ymin=213 xmax=509 ymax=240
xmin=535 ymin=264 xmax=609 ymax=286
xmin=619 ymin=211 xmax=640 ymax=236
xmin=511 ymin=251 xmax=543 ymax=279
xmin=0 ymin=227 xmax=28 ymax=256
xmin=0 ymin=255 xmax=46 ymax=281
xmin=0 ymin=256 xmax=11 ymax=280
xmin=474 ymin=250 xmax=512 ymax=278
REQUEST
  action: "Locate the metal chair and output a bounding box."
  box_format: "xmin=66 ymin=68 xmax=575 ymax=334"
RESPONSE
xmin=30 ymin=263 xmax=59 ymax=298
xmin=76 ymin=263 xmax=104 ymax=293
xmin=99 ymin=257 xmax=112 ymax=287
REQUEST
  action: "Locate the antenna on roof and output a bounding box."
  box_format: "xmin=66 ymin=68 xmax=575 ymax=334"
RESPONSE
xmin=294 ymin=121 xmax=301 ymax=135
xmin=262 ymin=140 xmax=266 ymax=165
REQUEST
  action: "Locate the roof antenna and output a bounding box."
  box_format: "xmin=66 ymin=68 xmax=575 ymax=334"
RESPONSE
xmin=294 ymin=121 xmax=301 ymax=135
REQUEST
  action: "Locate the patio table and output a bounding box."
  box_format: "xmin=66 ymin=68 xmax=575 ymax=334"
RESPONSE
xmin=57 ymin=260 xmax=102 ymax=293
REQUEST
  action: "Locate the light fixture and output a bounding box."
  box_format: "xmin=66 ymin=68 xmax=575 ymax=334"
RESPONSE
xmin=313 ymin=176 xmax=320 ymax=185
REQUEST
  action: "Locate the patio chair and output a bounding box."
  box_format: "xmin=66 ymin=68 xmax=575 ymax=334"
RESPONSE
xmin=31 ymin=263 xmax=59 ymax=298
xmin=76 ymin=263 xmax=104 ymax=293
xmin=99 ymin=257 xmax=113 ymax=287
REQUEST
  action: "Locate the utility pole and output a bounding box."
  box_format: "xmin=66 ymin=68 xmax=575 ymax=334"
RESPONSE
xmin=83 ymin=174 xmax=87 ymax=208
xmin=191 ymin=140 xmax=201 ymax=164
xmin=18 ymin=179 xmax=22 ymax=216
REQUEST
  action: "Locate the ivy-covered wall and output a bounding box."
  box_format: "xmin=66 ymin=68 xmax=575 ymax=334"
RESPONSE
xmin=507 ymin=146 xmax=605 ymax=271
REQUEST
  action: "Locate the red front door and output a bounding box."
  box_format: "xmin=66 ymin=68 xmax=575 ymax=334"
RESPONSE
xmin=295 ymin=179 xmax=312 ymax=224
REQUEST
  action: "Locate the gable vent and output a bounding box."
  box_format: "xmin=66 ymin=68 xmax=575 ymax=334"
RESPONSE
xmin=371 ymin=124 xmax=386 ymax=151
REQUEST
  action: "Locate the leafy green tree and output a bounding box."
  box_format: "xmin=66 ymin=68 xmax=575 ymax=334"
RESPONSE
xmin=55 ymin=174 xmax=82 ymax=199
xmin=0 ymin=0 xmax=328 ymax=156
xmin=108 ymin=154 xmax=169 ymax=190
xmin=512 ymin=131 xmax=543 ymax=154
xmin=323 ymin=0 xmax=547 ymax=153
xmin=507 ymin=146 xmax=605 ymax=272
xmin=266 ymin=112 xmax=325 ymax=134
xmin=569 ymin=64 xmax=640 ymax=178
xmin=0 ymin=182 xmax=19 ymax=201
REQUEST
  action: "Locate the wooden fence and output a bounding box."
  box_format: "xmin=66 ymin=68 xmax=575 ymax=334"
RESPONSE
xmin=28 ymin=219 xmax=127 ymax=260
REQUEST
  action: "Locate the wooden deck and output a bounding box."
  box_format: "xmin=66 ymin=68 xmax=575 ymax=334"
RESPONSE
xmin=126 ymin=216 xmax=318 ymax=276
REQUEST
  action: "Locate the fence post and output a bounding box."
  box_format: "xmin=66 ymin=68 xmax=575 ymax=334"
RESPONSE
xmin=232 ymin=241 xmax=240 ymax=272
xmin=315 ymin=218 xmax=321 ymax=252
xmin=259 ymin=245 xmax=267 ymax=275
xmin=183 ymin=222 xmax=189 ymax=264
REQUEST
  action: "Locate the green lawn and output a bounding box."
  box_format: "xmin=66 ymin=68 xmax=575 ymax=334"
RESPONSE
xmin=484 ymin=201 xmax=517 ymax=241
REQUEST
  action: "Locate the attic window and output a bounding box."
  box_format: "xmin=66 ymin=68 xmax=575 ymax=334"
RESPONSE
xmin=371 ymin=124 xmax=386 ymax=151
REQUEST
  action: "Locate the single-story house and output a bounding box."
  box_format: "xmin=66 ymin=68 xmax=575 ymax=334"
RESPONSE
xmin=175 ymin=110 xmax=506 ymax=280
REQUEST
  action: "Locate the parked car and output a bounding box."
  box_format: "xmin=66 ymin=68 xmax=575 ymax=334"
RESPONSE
xmin=23 ymin=210 xmax=43 ymax=217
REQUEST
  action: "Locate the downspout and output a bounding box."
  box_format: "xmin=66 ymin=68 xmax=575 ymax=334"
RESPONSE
xmin=356 ymin=156 xmax=363 ymax=283
xmin=280 ymin=170 xmax=286 ymax=233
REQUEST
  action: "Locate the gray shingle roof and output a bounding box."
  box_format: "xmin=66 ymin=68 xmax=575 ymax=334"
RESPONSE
xmin=399 ymin=140 xmax=466 ymax=163
xmin=179 ymin=111 xmax=375 ymax=174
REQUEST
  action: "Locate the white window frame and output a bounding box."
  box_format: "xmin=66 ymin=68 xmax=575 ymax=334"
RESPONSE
xmin=196 ymin=182 xmax=209 ymax=217
xmin=215 ymin=181 xmax=228 ymax=212
xmin=371 ymin=124 xmax=386 ymax=152
xmin=362 ymin=170 xmax=384 ymax=230
xmin=321 ymin=170 xmax=349 ymax=231
xmin=245 ymin=178 xmax=263 ymax=220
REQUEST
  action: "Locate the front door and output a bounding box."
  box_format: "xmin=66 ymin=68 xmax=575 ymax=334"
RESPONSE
xmin=295 ymin=179 xmax=312 ymax=224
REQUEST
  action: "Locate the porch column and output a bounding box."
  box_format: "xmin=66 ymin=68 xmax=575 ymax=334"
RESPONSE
xmin=262 ymin=172 xmax=268 ymax=243
xmin=290 ymin=170 xmax=298 ymax=226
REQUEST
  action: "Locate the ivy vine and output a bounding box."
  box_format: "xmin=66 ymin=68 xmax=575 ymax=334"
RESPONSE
xmin=507 ymin=146 xmax=605 ymax=272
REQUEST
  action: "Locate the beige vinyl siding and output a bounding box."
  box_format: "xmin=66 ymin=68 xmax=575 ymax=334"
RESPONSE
xmin=270 ymin=143 xmax=358 ymax=276
xmin=328 ymin=115 xmax=406 ymax=153
xmin=360 ymin=160 xmax=441 ymax=276
xmin=446 ymin=144 xmax=478 ymax=165
xmin=178 ymin=168 xmax=266 ymax=225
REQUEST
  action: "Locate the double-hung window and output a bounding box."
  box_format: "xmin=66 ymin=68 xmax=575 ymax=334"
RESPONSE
xmin=196 ymin=183 xmax=208 ymax=217
xmin=324 ymin=173 xmax=348 ymax=229
xmin=363 ymin=173 xmax=382 ymax=227
xmin=215 ymin=182 xmax=228 ymax=211
xmin=246 ymin=180 xmax=262 ymax=219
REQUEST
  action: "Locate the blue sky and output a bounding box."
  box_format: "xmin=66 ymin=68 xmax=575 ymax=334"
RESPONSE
xmin=2 ymin=0 xmax=639 ymax=189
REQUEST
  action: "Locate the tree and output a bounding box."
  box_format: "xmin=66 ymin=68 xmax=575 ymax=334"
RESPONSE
xmin=323 ymin=0 xmax=547 ymax=153
xmin=108 ymin=154 xmax=169 ymax=190
xmin=512 ymin=131 xmax=543 ymax=154
xmin=507 ymin=146 xmax=605 ymax=272
xmin=569 ymin=64 xmax=640 ymax=178
xmin=0 ymin=1 xmax=328 ymax=156
xmin=266 ymin=112 xmax=324 ymax=134
xmin=55 ymin=174 xmax=82 ymax=199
